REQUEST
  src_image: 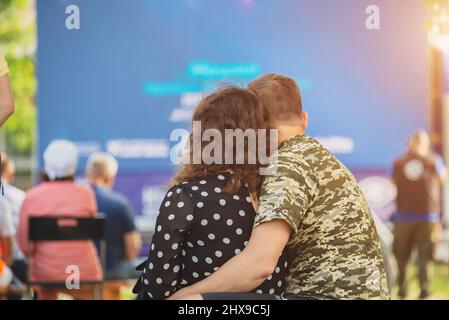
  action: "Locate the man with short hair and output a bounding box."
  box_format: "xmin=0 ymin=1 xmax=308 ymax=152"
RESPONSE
xmin=170 ymin=73 xmax=389 ymax=300
xmin=86 ymin=152 xmax=142 ymax=279
xmin=391 ymin=130 xmax=447 ymax=299
xmin=0 ymin=46 xmax=14 ymax=127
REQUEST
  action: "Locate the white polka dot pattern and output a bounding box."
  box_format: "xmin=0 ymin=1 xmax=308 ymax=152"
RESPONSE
xmin=136 ymin=173 xmax=288 ymax=300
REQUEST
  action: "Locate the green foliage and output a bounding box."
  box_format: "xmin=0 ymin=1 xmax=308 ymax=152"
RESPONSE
xmin=0 ymin=0 xmax=36 ymax=154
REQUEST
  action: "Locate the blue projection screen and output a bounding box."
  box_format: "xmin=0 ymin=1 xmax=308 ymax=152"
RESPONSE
xmin=37 ymin=0 xmax=428 ymax=219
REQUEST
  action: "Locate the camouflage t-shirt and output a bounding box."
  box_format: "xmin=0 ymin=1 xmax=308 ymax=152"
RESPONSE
xmin=255 ymin=134 xmax=389 ymax=300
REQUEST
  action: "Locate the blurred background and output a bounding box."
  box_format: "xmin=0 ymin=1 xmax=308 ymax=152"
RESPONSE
xmin=2 ymin=0 xmax=449 ymax=299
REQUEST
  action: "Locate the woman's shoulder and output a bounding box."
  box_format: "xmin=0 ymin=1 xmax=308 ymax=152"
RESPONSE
xmin=44 ymin=181 xmax=96 ymax=201
xmin=24 ymin=183 xmax=46 ymax=198
xmin=24 ymin=181 xmax=60 ymax=200
xmin=172 ymin=173 xmax=232 ymax=191
xmin=160 ymin=173 xmax=234 ymax=213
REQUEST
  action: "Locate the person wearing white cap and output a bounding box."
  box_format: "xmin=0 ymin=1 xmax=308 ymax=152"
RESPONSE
xmin=42 ymin=140 xmax=79 ymax=181
xmin=17 ymin=140 xmax=102 ymax=299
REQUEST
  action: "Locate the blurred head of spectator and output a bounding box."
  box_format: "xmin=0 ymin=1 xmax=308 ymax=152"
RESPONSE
xmin=85 ymin=152 xmax=118 ymax=189
xmin=1 ymin=152 xmax=15 ymax=184
xmin=41 ymin=140 xmax=78 ymax=181
xmin=407 ymin=129 xmax=430 ymax=157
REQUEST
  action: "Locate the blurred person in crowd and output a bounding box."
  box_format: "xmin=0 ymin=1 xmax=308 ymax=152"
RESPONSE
xmin=134 ymin=87 xmax=288 ymax=300
xmin=0 ymin=198 xmax=15 ymax=267
xmin=1 ymin=153 xmax=26 ymax=223
xmin=1 ymin=152 xmax=27 ymax=282
xmin=0 ymin=197 xmax=22 ymax=299
xmin=18 ymin=140 xmax=102 ymax=299
xmin=85 ymin=152 xmax=142 ymax=279
xmin=391 ymin=130 xmax=447 ymax=299
xmin=171 ymin=74 xmax=388 ymax=300
xmin=0 ymin=46 xmax=14 ymax=127
xmin=0 ymin=259 xmax=13 ymax=289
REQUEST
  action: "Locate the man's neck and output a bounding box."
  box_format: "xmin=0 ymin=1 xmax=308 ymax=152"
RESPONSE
xmin=409 ymin=147 xmax=429 ymax=158
xmin=1 ymin=176 xmax=11 ymax=184
xmin=277 ymin=125 xmax=305 ymax=145
xmin=89 ymin=179 xmax=109 ymax=188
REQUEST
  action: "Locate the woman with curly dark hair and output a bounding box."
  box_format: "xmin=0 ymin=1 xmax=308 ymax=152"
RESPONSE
xmin=134 ymin=86 xmax=287 ymax=300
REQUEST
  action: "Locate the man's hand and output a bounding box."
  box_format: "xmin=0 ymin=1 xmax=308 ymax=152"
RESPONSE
xmin=124 ymin=231 xmax=142 ymax=260
xmin=168 ymin=219 xmax=291 ymax=300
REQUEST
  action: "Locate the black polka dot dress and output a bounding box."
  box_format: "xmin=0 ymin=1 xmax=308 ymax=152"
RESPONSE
xmin=133 ymin=173 xmax=288 ymax=300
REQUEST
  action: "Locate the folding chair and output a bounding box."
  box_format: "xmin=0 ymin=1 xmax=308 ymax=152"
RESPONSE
xmin=27 ymin=216 xmax=106 ymax=300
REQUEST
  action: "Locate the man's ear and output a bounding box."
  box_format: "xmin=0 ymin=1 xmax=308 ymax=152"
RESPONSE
xmin=107 ymin=175 xmax=116 ymax=189
xmin=301 ymin=111 xmax=308 ymax=129
xmin=85 ymin=171 xmax=92 ymax=183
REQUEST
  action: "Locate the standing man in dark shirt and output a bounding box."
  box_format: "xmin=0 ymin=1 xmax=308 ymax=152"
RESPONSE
xmin=86 ymin=152 xmax=142 ymax=279
xmin=392 ymin=130 xmax=447 ymax=299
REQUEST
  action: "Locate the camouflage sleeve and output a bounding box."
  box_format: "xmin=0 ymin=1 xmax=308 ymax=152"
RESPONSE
xmin=254 ymin=150 xmax=317 ymax=233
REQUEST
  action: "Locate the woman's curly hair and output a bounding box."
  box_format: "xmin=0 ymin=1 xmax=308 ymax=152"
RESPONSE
xmin=170 ymin=86 xmax=274 ymax=199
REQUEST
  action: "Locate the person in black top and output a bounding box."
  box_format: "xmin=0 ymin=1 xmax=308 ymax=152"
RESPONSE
xmin=134 ymin=87 xmax=287 ymax=300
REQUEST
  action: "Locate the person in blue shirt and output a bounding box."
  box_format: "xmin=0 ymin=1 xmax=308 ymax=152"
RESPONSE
xmin=85 ymin=152 xmax=142 ymax=279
